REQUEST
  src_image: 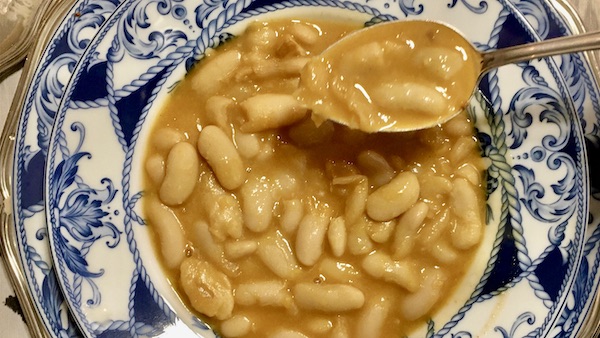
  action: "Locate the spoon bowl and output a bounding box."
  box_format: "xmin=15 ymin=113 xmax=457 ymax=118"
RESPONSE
xmin=297 ymin=20 xmax=600 ymax=133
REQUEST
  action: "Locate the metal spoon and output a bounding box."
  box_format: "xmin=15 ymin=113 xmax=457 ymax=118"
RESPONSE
xmin=297 ymin=20 xmax=600 ymax=133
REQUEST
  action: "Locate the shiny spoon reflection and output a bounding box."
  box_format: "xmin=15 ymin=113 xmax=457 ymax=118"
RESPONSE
xmin=297 ymin=20 xmax=600 ymax=132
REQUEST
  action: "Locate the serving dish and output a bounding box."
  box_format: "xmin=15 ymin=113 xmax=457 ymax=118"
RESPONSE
xmin=0 ymin=0 xmax=599 ymax=337
xmin=42 ymin=0 xmax=598 ymax=337
xmin=1 ymin=1 xmax=124 ymax=337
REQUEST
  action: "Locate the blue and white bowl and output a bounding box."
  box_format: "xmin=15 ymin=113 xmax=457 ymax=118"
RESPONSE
xmin=27 ymin=0 xmax=600 ymax=337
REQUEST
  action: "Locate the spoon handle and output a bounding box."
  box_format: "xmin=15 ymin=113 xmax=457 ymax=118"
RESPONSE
xmin=481 ymin=30 xmax=600 ymax=73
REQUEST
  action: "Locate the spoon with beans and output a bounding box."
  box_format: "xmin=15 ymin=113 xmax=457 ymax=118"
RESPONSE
xmin=297 ymin=20 xmax=600 ymax=132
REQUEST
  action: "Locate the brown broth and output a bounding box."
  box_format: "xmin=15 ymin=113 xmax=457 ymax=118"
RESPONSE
xmin=143 ymin=18 xmax=486 ymax=338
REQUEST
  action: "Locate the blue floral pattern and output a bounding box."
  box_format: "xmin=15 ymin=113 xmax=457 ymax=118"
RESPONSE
xmin=49 ymin=128 xmax=120 ymax=309
xmin=9 ymin=0 xmax=600 ymax=337
xmin=13 ymin=1 xmax=123 ymax=336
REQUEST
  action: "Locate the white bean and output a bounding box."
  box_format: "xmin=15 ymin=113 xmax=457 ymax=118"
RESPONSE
xmin=280 ymin=199 xmax=304 ymax=234
xmin=362 ymin=252 xmax=420 ymax=292
xmin=159 ymin=141 xmax=199 ymax=206
xmin=197 ymin=125 xmax=246 ymax=191
xmin=393 ymin=202 xmax=429 ymax=258
xmin=296 ymin=214 xmax=329 ymax=266
xmin=270 ymin=170 xmax=300 ymax=201
xmin=241 ymin=176 xmax=275 ymax=232
xmin=279 ymin=57 xmax=310 ymax=74
xmin=355 ymin=296 xmax=391 ymax=338
xmin=418 ymin=208 xmax=451 ymax=246
xmin=221 ymin=315 xmax=252 ymax=337
xmin=367 ymin=219 xmax=396 ymax=243
xmin=419 ymin=174 xmax=453 ymax=203
xmin=356 ymin=150 xmax=395 ymax=188
xmin=244 ymin=24 xmax=277 ymax=54
xmin=338 ymin=42 xmax=385 ymax=76
xmin=327 ymin=216 xmax=347 ymax=257
xmin=345 ymin=176 xmax=369 ymax=225
xmin=371 ymin=82 xmax=448 ymax=116
xmin=392 ymin=234 xmax=415 ymax=260
xmin=234 ymin=132 xmax=261 ymax=159
xmin=224 ymin=240 xmax=258 ymax=260
xmin=419 ymin=175 xmax=452 ymax=211
xmin=366 ymin=171 xmax=420 ymax=221
xmin=251 ymin=59 xmax=282 ymax=78
xmin=449 ymin=136 xmax=478 ymax=164
xmin=307 ymin=318 xmax=333 ymax=334
xmin=235 ymin=280 xmax=293 ymax=308
xmin=145 ymin=198 xmax=186 ymax=269
xmin=347 ymin=216 xmax=374 ymax=255
xmin=205 ymin=95 xmax=234 ymax=133
xmin=318 ymin=258 xmax=359 ymax=284
xmin=331 ymin=317 xmax=350 ymax=338
xmin=152 ymin=127 xmax=184 ymax=152
xmin=257 ymin=230 xmax=302 ymax=279
xmin=430 ymin=240 xmax=459 ymax=264
xmin=292 ymin=283 xmax=365 ymax=312
xmin=450 ymin=178 xmax=483 ymax=249
xmin=239 ymin=94 xmax=308 ymax=133
xmin=191 ymin=220 xmax=239 ymax=277
xmin=192 ymin=49 xmax=241 ymax=97
xmin=415 ymin=46 xmax=465 ymax=80
xmin=456 ymin=163 xmax=482 ymax=186
xmin=196 ymin=161 xmax=227 ymax=196
xmin=145 ymin=153 xmax=165 ymax=184
xmin=388 ymin=155 xmax=406 ymax=172
xmin=290 ymin=22 xmax=320 ymax=45
xmin=400 ymin=268 xmax=447 ymax=321
xmin=396 ymin=201 xmax=429 ymax=231
xmin=444 ymin=113 xmax=474 ymax=137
